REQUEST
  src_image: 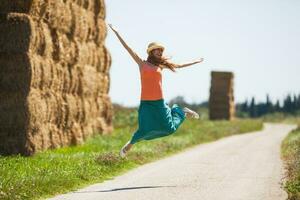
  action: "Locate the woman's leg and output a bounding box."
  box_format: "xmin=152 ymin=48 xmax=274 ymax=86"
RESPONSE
xmin=120 ymin=141 xmax=133 ymax=158
xmin=120 ymin=130 xmax=143 ymax=158
xmin=145 ymin=103 xmax=186 ymax=139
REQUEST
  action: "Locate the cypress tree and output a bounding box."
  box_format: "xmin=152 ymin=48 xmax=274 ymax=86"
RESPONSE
xmin=297 ymin=94 xmax=300 ymax=110
xmin=250 ymin=97 xmax=257 ymax=118
xmin=292 ymin=94 xmax=297 ymax=113
xmin=275 ymin=100 xmax=281 ymax=112
xmin=283 ymin=94 xmax=293 ymax=113
xmin=265 ymin=94 xmax=273 ymax=113
xmin=241 ymin=99 xmax=248 ymax=113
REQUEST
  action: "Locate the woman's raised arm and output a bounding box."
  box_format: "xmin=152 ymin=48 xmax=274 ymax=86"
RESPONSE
xmin=175 ymin=58 xmax=204 ymax=68
xmin=108 ymin=24 xmax=143 ymax=66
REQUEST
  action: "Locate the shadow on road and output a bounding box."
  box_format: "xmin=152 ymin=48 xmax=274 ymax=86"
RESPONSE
xmin=74 ymin=185 xmax=176 ymax=193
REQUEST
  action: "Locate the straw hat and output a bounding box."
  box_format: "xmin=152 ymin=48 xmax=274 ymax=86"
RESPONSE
xmin=147 ymin=42 xmax=165 ymax=55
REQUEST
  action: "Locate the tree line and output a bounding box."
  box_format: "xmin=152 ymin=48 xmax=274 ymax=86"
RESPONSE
xmin=236 ymin=93 xmax=300 ymax=118
xmin=169 ymin=93 xmax=300 ymax=118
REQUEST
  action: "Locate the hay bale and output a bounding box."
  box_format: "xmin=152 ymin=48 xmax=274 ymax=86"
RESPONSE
xmin=0 ymin=92 xmax=27 ymax=128
xmin=30 ymin=56 xmax=73 ymax=92
xmin=48 ymin=124 xmax=63 ymax=148
xmin=74 ymin=40 xmax=92 ymax=65
xmin=74 ymin=41 xmax=111 ymax=70
xmin=0 ymin=13 xmax=53 ymax=56
xmin=0 ymin=0 xmax=113 ymax=156
xmin=77 ymin=65 xmax=101 ymax=96
xmin=75 ymin=0 xmax=95 ymax=12
xmin=44 ymin=0 xmax=73 ymax=34
xmin=0 ymin=129 xmax=28 ymax=155
xmin=0 ymin=13 xmax=32 ymax=53
xmin=56 ymin=34 xmax=77 ymax=65
xmin=94 ymin=17 xmax=107 ymax=45
xmin=36 ymin=22 xmax=53 ymax=57
xmin=0 ymin=0 xmax=48 ymax=18
xmin=209 ymin=71 xmax=235 ymax=120
xmin=69 ymin=65 xmax=81 ymax=95
xmin=0 ymin=53 xmax=31 ymax=93
xmin=95 ymin=0 xmax=106 ymax=19
xmin=70 ymin=122 xmax=84 ymax=145
xmin=70 ymin=3 xmax=97 ymax=42
xmin=96 ymin=45 xmax=111 ymax=73
xmin=63 ymin=94 xmax=80 ymax=129
xmin=0 ymin=0 xmax=33 ymax=14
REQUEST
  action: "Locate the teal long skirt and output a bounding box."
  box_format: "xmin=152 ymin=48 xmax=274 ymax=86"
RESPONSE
xmin=129 ymin=99 xmax=186 ymax=144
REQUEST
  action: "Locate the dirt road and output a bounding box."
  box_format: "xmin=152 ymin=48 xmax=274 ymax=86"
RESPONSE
xmin=49 ymin=123 xmax=296 ymax=200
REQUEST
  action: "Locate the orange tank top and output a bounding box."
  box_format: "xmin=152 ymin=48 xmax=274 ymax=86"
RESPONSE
xmin=140 ymin=62 xmax=163 ymax=100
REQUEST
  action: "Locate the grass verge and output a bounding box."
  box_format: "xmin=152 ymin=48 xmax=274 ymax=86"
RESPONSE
xmin=0 ymin=115 xmax=262 ymax=200
xmin=262 ymin=113 xmax=300 ymax=124
xmin=282 ymin=122 xmax=300 ymax=200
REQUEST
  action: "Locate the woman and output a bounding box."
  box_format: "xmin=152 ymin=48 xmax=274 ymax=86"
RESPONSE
xmin=109 ymin=24 xmax=204 ymax=158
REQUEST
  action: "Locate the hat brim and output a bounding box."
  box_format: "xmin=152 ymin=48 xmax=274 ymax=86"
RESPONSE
xmin=147 ymin=45 xmax=164 ymax=54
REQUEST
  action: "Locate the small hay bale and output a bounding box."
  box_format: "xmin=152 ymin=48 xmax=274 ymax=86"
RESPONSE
xmin=70 ymin=3 xmax=97 ymax=42
xmin=0 ymin=53 xmax=31 ymax=93
xmin=57 ymin=34 xmax=77 ymax=65
xmin=0 ymin=13 xmax=32 ymax=53
xmin=70 ymin=122 xmax=84 ymax=145
xmin=0 ymin=0 xmax=32 ymax=13
xmin=44 ymin=0 xmax=73 ymax=34
xmin=95 ymin=45 xmax=111 ymax=73
xmin=77 ymin=64 xmax=105 ymax=96
xmin=94 ymin=17 xmax=107 ymax=45
xmin=0 ymin=0 xmax=47 ymax=18
xmin=209 ymin=71 xmax=235 ymax=120
xmin=95 ymin=0 xmax=106 ymax=19
xmin=0 ymin=13 xmax=52 ymax=56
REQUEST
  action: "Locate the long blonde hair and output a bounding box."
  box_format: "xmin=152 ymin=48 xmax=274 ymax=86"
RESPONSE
xmin=147 ymin=51 xmax=176 ymax=72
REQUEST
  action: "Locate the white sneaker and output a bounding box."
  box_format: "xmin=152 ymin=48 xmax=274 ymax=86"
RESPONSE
xmin=120 ymin=141 xmax=130 ymax=158
xmin=183 ymin=107 xmax=199 ymax=119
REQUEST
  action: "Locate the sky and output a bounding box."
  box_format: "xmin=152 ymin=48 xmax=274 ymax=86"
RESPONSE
xmin=105 ymin=0 xmax=300 ymax=107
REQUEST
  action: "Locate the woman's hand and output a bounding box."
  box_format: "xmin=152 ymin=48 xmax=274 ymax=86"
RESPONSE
xmin=108 ymin=24 xmax=118 ymax=33
xmin=108 ymin=23 xmax=143 ymax=66
xmin=193 ymin=58 xmax=204 ymax=64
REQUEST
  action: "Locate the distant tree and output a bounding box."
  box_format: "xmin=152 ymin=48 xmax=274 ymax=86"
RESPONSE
xmin=283 ymin=94 xmax=293 ymax=113
xmin=297 ymin=94 xmax=300 ymax=110
xmin=241 ymin=99 xmax=248 ymax=113
xmin=249 ymin=97 xmax=257 ymax=117
xmin=199 ymin=101 xmax=209 ymax=108
xmin=168 ymin=96 xmax=200 ymax=111
xmin=265 ymin=94 xmax=273 ymax=113
xmin=274 ymin=100 xmax=281 ymax=112
xmin=169 ymin=96 xmax=187 ymax=106
xmin=256 ymin=102 xmax=267 ymax=117
xmin=292 ymin=94 xmax=298 ymax=112
xmin=235 ymin=100 xmax=249 ymax=118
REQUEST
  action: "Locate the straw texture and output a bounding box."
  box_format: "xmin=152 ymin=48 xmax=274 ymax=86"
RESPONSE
xmin=209 ymin=71 xmax=235 ymax=120
xmin=0 ymin=0 xmax=112 ymax=155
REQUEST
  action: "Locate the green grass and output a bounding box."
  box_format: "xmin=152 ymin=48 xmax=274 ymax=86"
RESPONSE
xmin=0 ymin=108 xmax=262 ymax=200
xmin=282 ymin=123 xmax=300 ymax=200
xmin=262 ymin=112 xmax=300 ymax=124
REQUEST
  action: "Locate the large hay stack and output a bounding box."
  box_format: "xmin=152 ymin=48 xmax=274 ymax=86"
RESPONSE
xmin=0 ymin=0 xmax=113 ymax=155
xmin=209 ymin=71 xmax=235 ymax=120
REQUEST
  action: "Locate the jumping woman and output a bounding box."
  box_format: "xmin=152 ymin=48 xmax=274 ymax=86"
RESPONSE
xmin=108 ymin=24 xmax=204 ymax=158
